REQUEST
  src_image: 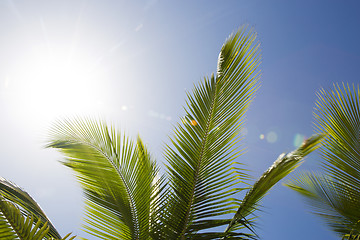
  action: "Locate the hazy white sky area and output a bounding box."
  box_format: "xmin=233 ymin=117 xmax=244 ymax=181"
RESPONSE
xmin=1 ymin=1 xmax=360 ymax=239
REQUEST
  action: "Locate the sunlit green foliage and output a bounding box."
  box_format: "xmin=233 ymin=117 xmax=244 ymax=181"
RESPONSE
xmin=287 ymin=84 xmax=360 ymax=239
xmin=45 ymin=27 xmax=321 ymax=239
xmin=0 ymin=178 xmax=75 ymax=239
xmin=0 ymin=27 xmax=324 ymax=239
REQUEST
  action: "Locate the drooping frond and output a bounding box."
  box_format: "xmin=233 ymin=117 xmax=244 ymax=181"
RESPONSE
xmin=47 ymin=118 xmax=159 ymax=240
xmin=0 ymin=178 xmax=61 ymax=239
xmin=0 ymin=195 xmax=50 ymax=240
xmin=224 ymin=134 xmax=323 ymax=238
xmin=162 ymin=26 xmax=261 ymax=239
xmin=287 ymin=83 xmax=360 ymax=237
xmin=287 ymin=173 xmax=360 ymax=236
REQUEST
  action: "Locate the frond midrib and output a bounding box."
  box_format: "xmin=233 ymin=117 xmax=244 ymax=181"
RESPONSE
xmin=179 ymin=76 xmax=219 ymax=240
xmin=62 ymin=134 xmax=140 ymax=239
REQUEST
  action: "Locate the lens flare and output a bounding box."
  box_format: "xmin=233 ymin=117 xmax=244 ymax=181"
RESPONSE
xmin=190 ymin=120 xmax=198 ymax=126
xmin=293 ymin=134 xmax=305 ymax=147
xmin=266 ymin=131 xmax=277 ymax=143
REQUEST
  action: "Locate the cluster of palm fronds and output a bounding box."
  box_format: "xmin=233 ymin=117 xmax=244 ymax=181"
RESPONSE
xmin=0 ymin=26 xmax=358 ymax=240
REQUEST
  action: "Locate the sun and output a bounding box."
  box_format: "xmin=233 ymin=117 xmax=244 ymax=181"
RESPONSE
xmin=4 ymin=46 xmax=107 ymax=127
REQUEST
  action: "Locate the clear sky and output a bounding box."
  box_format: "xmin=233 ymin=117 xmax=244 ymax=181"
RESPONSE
xmin=1 ymin=1 xmax=360 ymax=239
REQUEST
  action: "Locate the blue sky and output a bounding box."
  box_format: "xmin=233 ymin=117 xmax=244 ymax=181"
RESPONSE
xmin=1 ymin=1 xmax=360 ymax=239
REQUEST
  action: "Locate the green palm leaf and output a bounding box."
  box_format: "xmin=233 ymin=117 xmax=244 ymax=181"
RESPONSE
xmin=0 ymin=178 xmax=61 ymax=239
xmin=162 ymin=26 xmax=261 ymax=239
xmin=287 ymin=83 xmax=360 ymax=237
xmin=0 ymin=198 xmax=18 ymax=240
xmin=45 ymin=26 xmax=324 ymax=240
xmin=47 ymin=118 xmax=159 ymax=240
xmin=0 ymin=196 xmax=50 ymax=240
xmin=287 ymin=173 xmax=360 ymax=236
xmin=224 ymin=133 xmax=323 ymax=238
xmin=343 ymin=233 xmax=360 ymax=240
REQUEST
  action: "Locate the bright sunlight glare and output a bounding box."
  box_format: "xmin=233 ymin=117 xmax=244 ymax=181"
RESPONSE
xmin=4 ymin=46 xmax=107 ymax=127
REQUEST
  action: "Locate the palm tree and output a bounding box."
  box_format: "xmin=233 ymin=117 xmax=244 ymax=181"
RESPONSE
xmin=0 ymin=27 xmax=323 ymax=239
xmin=286 ymin=84 xmax=360 ymax=240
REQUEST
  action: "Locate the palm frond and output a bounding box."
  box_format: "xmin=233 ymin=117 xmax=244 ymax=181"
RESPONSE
xmin=61 ymin=232 xmax=77 ymax=240
xmin=314 ymin=83 xmax=360 ymax=190
xmin=287 ymin=83 xmax=360 ymax=237
xmin=0 ymin=200 xmax=17 ymax=240
xmin=0 ymin=177 xmax=61 ymax=239
xmin=286 ymin=173 xmax=360 ymax=236
xmin=47 ymin=118 xmax=159 ymax=240
xmin=162 ymin=26 xmax=261 ymax=239
xmin=0 ymin=196 xmax=50 ymax=240
xmin=224 ymin=133 xmax=323 ymax=237
xmin=343 ymin=233 xmax=360 ymax=240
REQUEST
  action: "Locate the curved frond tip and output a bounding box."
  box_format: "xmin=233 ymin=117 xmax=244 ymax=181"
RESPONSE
xmin=47 ymin=118 xmax=160 ymax=240
xmin=162 ymin=26 xmax=261 ymax=239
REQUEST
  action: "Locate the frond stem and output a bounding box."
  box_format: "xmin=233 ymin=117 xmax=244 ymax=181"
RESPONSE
xmin=179 ymin=76 xmax=219 ymax=239
xmin=66 ymin=133 xmax=140 ymax=239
